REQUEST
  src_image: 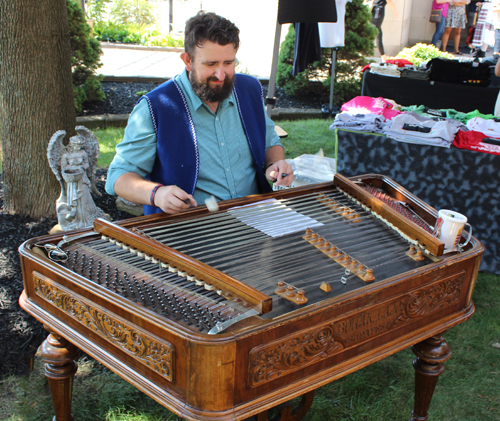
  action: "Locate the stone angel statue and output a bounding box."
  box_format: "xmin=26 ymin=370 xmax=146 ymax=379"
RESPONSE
xmin=47 ymin=126 xmax=108 ymax=231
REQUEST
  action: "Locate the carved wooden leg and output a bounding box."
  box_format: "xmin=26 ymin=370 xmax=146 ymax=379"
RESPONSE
xmin=254 ymin=391 xmax=315 ymax=421
xmin=41 ymin=326 xmax=80 ymax=421
xmin=409 ymin=334 xmax=452 ymax=421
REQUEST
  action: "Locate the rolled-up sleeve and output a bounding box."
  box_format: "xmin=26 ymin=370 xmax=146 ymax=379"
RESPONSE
xmin=105 ymin=99 xmax=157 ymax=195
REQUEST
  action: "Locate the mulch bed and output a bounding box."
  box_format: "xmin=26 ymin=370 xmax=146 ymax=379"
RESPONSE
xmin=78 ymin=82 xmax=324 ymax=116
xmin=0 ymin=170 xmax=134 ymax=377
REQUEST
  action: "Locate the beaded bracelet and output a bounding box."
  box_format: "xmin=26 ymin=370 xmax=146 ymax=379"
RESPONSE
xmin=150 ymin=184 xmax=163 ymax=207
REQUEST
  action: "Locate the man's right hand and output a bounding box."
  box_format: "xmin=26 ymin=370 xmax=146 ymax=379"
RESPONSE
xmin=114 ymin=172 xmax=197 ymax=214
xmin=153 ymin=185 xmax=197 ymax=214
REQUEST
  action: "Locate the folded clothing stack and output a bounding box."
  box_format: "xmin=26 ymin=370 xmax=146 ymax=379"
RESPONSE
xmin=382 ymin=113 xmax=460 ymax=148
xmin=400 ymin=67 xmax=430 ymax=80
xmin=329 ymin=112 xmax=387 ymax=133
xmin=454 ymin=129 xmax=500 ymax=156
xmin=369 ymin=62 xmax=400 ymax=78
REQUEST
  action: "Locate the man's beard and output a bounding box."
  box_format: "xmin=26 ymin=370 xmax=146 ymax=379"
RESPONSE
xmin=190 ymin=73 xmax=235 ymax=103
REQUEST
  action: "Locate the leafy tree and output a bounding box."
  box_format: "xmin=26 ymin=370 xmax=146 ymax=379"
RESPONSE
xmin=109 ymin=0 xmax=157 ymax=28
xmin=276 ymin=0 xmax=377 ymax=105
xmin=67 ymin=0 xmax=105 ymax=113
xmin=86 ymin=0 xmax=112 ymax=23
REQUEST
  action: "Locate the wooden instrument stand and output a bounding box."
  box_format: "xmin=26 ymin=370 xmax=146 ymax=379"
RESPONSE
xmin=36 ymin=329 xmax=454 ymax=421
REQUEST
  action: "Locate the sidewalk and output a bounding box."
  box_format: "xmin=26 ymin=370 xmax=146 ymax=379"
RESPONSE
xmin=98 ymin=43 xmax=186 ymax=82
xmin=98 ymin=41 xmax=496 ymax=82
xmin=98 ymin=42 xmax=276 ymax=82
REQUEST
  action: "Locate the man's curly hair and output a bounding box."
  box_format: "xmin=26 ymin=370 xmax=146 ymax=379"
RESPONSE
xmin=184 ymin=11 xmax=240 ymax=57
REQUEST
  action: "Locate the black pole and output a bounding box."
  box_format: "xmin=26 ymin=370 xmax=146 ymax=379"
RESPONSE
xmin=329 ymin=48 xmax=337 ymax=114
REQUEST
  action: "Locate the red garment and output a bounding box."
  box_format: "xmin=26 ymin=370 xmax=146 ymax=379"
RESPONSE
xmin=361 ymin=59 xmax=413 ymax=73
xmin=453 ymin=129 xmax=500 ymax=156
xmin=385 ymin=59 xmax=414 ymax=67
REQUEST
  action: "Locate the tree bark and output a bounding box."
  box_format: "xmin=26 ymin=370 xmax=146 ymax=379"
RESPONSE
xmin=0 ymin=0 xmax=76 ymax=217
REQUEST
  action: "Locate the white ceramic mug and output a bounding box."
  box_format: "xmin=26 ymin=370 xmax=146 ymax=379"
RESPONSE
xmin=433 ymin=209 xmax=472 ymax=253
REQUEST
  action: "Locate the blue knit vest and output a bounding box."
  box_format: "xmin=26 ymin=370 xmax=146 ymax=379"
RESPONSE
xmin=141 ymin=74 xmax=271 ymax=215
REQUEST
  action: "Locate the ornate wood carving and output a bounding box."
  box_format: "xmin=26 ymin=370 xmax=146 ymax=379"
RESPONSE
xmin=33 ymin=272 xmax=175 ymax=382
xmin=249 ymin=272 xmax=465 ymax=387
xmin=249 ymin=324 xmax=344 ymax=387
xmin=394 ymin=272 xmax=465 ymax=326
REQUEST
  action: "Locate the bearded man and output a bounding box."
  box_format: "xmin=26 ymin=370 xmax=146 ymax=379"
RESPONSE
xmin=105 ymin=11 xmax=293 ymax=215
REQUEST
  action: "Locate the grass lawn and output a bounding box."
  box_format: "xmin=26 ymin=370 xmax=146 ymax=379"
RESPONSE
xmin=94 ymin=119 xmax=337 ymax=168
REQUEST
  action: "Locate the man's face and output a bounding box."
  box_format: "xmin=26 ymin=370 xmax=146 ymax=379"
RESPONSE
xmin=181 ymin=41 xmax=237 ymax=103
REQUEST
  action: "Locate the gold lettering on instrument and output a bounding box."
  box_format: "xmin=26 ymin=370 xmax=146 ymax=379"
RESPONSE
xmin=249 ymin=272 xmax=465 ymax=386
xmin=32 ymin=272 xmax=175 ymax=381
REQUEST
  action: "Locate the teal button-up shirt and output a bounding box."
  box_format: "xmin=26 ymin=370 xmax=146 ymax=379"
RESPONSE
xmin=106 ymin=69 xmax=282 ymax=205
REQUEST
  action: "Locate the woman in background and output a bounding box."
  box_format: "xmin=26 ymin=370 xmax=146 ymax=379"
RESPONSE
xmin=370 ymin=0 xmax=399 ymax=61
xmin=431 ymin=0 xmax=455 ymax=48
xmin=441 ymin=1 xmax=470 ymax=55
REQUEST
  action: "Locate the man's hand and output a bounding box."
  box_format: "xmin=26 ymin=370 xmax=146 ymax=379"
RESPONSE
xmin=265 ymin=160 xmax=294 ymax=187
xmin=153 ymin=185 xmax=197 ymax=214
xmin=114 ymin=172 xmax=197 ymax=215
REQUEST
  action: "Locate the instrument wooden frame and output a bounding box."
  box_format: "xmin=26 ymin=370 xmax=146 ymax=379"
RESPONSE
xmin=18 ymin=175 xmax=484 ymax=421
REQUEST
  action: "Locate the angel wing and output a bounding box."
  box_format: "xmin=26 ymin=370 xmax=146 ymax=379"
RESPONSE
xmin=75 ymin=126 xmax=101 ymax=197
xmin=47 ymin=130 xmax=68 ymax=196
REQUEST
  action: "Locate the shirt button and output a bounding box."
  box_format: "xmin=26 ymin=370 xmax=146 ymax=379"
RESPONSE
xmin=226 ymin=168 xmax=230 ymax=172
xmin=221 ymin=142 xmax=225 ymax=146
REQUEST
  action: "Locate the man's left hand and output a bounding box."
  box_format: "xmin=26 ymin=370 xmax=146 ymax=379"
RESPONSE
xmin=265 ymin=160 xmax=294 ymax=187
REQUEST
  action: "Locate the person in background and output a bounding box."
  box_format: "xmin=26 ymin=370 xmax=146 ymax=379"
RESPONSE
xmin=468 ymin=0 xmax=482 ymax=24
xmin=469 ymin=1 xmax=500 ymax=58
xmin=494 ymin=56 xmax=500 ymax=115
xmin=492 ymin=0 xmax=500 ymax=58
xmin=369 ymin=0 xmax=399 ymax=61
xmin=431 ymin=0 xmax=455 ymax=48
xmin=441 ymin=1 xmax=470 ymax=55
xmin=105 ymin=12 xmax=293 ymax=215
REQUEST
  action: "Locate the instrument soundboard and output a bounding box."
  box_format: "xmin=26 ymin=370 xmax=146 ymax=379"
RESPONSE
xmin=19 ymin=174 xmax=483 ymax=421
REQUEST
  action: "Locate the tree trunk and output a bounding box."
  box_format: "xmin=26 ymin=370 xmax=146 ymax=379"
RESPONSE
xmin=0 ymin=0 xmax=76 ymax=218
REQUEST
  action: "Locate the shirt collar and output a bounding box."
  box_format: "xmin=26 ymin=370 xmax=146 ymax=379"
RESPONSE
xmin=177 ymin=69 xmax=235 ymax=112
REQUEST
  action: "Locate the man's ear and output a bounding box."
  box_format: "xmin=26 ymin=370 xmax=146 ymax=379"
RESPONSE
xmin=180 ymin=52 xmax=192 ymax=72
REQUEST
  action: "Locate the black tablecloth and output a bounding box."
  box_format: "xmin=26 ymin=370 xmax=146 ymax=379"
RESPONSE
xmin=361 ymin=71 xmax=499 ymax=114
xmin=335 ymin=128 xmax=499 ymax=274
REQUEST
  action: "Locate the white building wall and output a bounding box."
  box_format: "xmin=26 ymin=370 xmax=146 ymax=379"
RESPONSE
xmin=363 ymin=0 xmax=439 ymax=58
xmin=408 ymin=0 xmax=438 ymax=47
